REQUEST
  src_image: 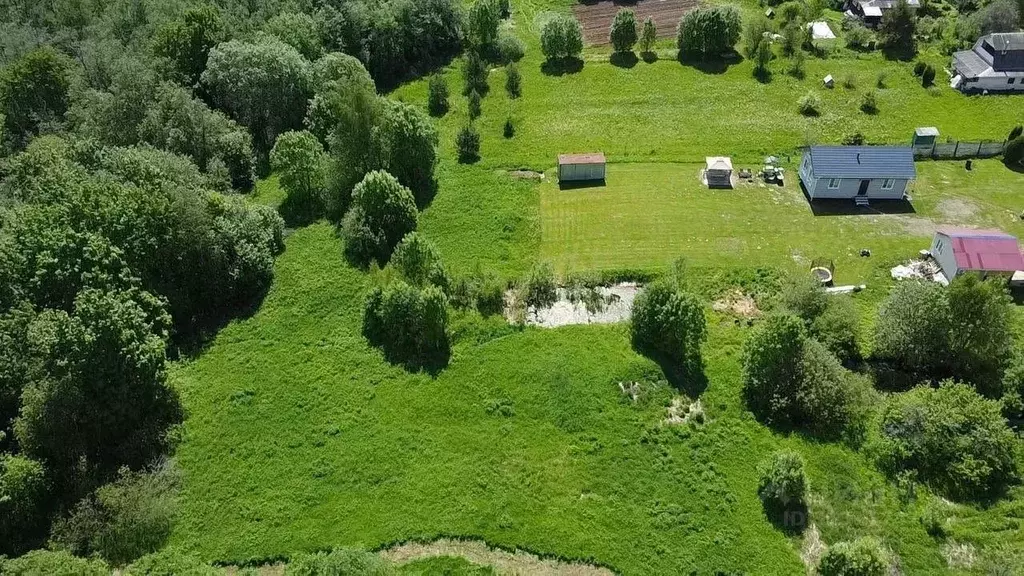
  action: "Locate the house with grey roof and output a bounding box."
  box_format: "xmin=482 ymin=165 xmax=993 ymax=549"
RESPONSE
xmin=799 ymin=146 xmax=916 ymax=205
xmin=846 ymin=0 xmax=919 ymax=27
xmin=952 ymin=32 xmax=1024 ymax=93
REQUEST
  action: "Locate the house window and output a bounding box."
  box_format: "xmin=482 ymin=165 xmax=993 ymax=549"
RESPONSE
xmin=828 ymin=178 xmax=841 ymax=189
xmin=1009 ymin=78 xmax=1016 ymax=85
xmin=881 ymin=178 xmax=895 ymax=190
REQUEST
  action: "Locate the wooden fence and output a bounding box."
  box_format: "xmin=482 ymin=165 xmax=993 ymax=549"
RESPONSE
xmin=913 ymin=140 xmax=1007 ymax=160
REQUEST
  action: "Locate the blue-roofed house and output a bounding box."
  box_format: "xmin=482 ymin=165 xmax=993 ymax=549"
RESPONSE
xmin=798 ymin=146 xmax=916 ymax=204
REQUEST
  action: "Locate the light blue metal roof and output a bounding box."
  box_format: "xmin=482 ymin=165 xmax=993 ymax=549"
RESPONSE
xmin=807 ymin=146 xmax=917 ymax=179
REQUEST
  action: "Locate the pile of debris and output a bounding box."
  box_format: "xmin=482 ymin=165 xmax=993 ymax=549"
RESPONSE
xmin=891 ymin=257 xmax=949 ymax=285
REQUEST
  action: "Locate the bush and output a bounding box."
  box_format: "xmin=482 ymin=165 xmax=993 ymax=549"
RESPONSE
xmin=496 ymin=29 xmax=526 ymax=64
xmin=742 ymin=314 xmax=866 ymax=437
xmin=757 ymin=450 xmax=809 ymax=509
xmin=50 ymin=465 xmax=181 ymax=565
xmin=125 ymin=548 xmax=220 ymax=576
xmin=860 ymin=90 xmax=878 ymax=114
xmin=467 ymin=0 xmax=501 ymax=51
xmin=427 ymin=74 xmax=449 ymax=117
xmin=845 ymin=23 xmax=873 ymax=50
xmin=875 ymin=70 xmax=888 ymax=88
xmin=879 ymin=0 xmax=917 ymax=56
xmin=1005 ymin=136 xmax=1024 ymax=168
xmin=0 ymin=453 xmax=49 ymax=555
xmin=286 ymin=549 xmax=394 ymax=576
xmin=521 ymin=262 xmax=558 ymax=314
xmin=456 ymin=126 xmax=481 ymax=163
xmin=1001 ymin=353 xmax=1024 ymax=423
xmin=921 ymin=64 xmax=936 ymax=86
xmin=610 ymin=9 xmax=639 ymax=53
xmin=789 ymin=48 xmax=807 ymax=78
xmin=630 ymin=280 xmax=707 ymax=370
xmin=541 ymin=14 xmax=584 ymax=61
xmin=810 ymin=295 xmax=860 ymax=363
xmin=873 ymin=276 xmax=1013 ymax=393
xmin=391 ymin=232 xmax=450 ymax=291
xmin=798 ymin=91 xmax=821 ymax=116
xmin=640 ymin=17 xmax=658 ymax=52
xmin=467 ymin=89 xmax=482 ymax=120
xmin=780 ymin=273 xmax=828 ymax=320
xmin=745 ymin=17 xmax=773 ymax=59
xmin=869 ymin=381 xmax=1018 ymax=501
xmin=341 ymin=171 xmax=418 ymax=266
xmin=843 ymin=131 xmax=866 ymax=145
xmin=1010 ymin=125 xmax=1023 ymax=141
xmin=503 ymin=118 xmax=515 ymax=138
xmin=919 ymin=500 xmax=947 ymax=537
xmin=781 ymin=21 xmax=806 ymax=57
xmin=451 ymin=268 xmax=506 ymax=316
xmin=817 ymin=538 xmax=889 ymax=576
xmin=463 ymin=50 xmax=488 ymax=96
xmin=0 ymin=550 xmax=109 ymax=576
xmin=913 ymin=61 xmax=927 ymax=76
xmin=676 ymin=6 xmax=743 ymax=58
xmin=363 ymin=282 xmax=450 ymax=371
xmin=505 ymin=64 xmax=522 ymax=99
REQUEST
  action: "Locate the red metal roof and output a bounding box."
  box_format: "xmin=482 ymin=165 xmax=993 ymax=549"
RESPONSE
xmin=937 ymin=228 xmax=1024 ymax=272
xmin=558 ymin=153 xmax=606 ymax=165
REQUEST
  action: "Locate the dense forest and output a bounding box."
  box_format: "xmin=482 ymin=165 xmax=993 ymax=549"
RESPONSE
xmin=0 ymin=0 xmax=467 ymax=562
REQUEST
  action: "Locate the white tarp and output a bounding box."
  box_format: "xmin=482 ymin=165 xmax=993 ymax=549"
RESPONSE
xmin=807 ymin=21 xmax=836 ymax=40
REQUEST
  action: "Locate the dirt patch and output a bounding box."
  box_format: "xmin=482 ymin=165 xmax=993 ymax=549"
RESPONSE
xmin=711 ymin=289 xmax=760 ymax=318
xmin=510 ymin=283 xmax=639 ymax=328
xmin=381 ymin=539 xmax=614 ymax=576
xmin=937 ymin=198 xmax=979 ymax=221
xmin=507 ymin=169 xmax=545 ymax=181
xmin=664 ymin=397 xmax=704 ymax=426
xmin=893 ymin=214 xmax=940 ymax=237
xmin=573 ymin=0 xmax=698 ymax=45
xmin=800 ymin=524 xmax=826 ymax=574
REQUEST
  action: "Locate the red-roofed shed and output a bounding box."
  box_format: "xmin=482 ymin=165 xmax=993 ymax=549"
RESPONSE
xmin=930 ymin=228 xmax=1024 ymax=280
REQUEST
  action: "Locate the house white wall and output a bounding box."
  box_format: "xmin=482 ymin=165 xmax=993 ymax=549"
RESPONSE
xmin=930 ymin=233 xmax=960 ymax=279
xmin=809 ymin=177 xmax=908 ymax=199
xmin=959 ymin=74 xmax=1024 ymax=93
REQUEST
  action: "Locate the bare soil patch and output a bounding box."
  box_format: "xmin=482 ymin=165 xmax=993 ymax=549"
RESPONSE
xmin=936 ymin=198 xmax=979 ymax=220
xmin=573 ymin=0 xmax=698 ymax=45
xmin=381 ymin=539 xmax=614 ymax=576
xmin=711 ymin=289 xmax=760 ymax=318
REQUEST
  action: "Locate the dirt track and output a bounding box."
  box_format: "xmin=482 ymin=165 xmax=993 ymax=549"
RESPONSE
xmin=573 ymin=0 xmax=699 ymax=45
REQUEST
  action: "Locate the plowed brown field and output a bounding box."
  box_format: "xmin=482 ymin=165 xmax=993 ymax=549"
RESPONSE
xmin=572 ymin=0 xmax=699 ymax=45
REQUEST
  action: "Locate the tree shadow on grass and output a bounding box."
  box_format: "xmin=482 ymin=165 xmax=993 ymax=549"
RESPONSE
xmin=754 ymin=68 xmax=773 ymax=84
xmin=169 ymin=286 xmax=274 ymax=360
xmin=643 ymin=351 xmax=709 ymax=398
xmin=541 ymin=57 xmax=584 ymax=76
xmin=762 ymin=501 xmax=810 ymax=536
xmin=677 ymin=51 xmax=741 ymax=74
xmin=610 ymin=52 xmax=639 ymax=69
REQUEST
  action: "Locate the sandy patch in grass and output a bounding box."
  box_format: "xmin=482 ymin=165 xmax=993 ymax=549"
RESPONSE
xmin=381 ymin=539 xmax=614 ymax=576
xmin=895 ymin=215 xmax=940 ymax=237
xmin=712 ymin=289 xmax=760 ymax=318
xmin=800 ymin=523 xmax=826 ymax=574
xmin=515 ymin=283 xmax=639 ymax=328
xmin=937 ymin=198 xmax=979 ymax=220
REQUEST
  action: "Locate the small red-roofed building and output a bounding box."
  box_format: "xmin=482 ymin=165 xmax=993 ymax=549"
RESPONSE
xmin=930 ymin=228 xmax=1024 ymax=281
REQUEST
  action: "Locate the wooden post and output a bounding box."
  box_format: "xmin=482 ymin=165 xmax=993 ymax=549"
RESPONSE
xmin=953 ymin=141 xmax=960 ymax=158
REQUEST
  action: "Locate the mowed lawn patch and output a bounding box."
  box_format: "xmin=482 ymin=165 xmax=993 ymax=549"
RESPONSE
xmin=539 ymin=160 xmax=1024 ymax=284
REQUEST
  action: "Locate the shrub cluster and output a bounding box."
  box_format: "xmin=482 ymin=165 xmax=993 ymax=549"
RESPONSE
xmin=742 ymin=314 xmax=869 ymax=438
xmin=817 ymin=538 xmax=889 ymax=576
xmin=868 ymin=381 xmax=1019 ymax=501
xmin=780 ymin=274 xmax=859 ymax=363
xmin=872 ymin=276 xmax=1013 ymax=394
xmin=541 ymin=14 xmax=585 ymax=62
xmin=630 ymin=280 xmax=707 ymax=371
xmin=757 ymin=450 xmax=809 ymax=510
xmin=610 ymin=9 xmax=639 ymax=53
xmin=798 ymin=91 xmax=822 ymax=116
xmin=363 ymin=282 xmax=450 ymax=371
xmin=341 ymin=171 xmax=419 ymax=267
xmin=676 ymin=6 xmax=743 ymax=58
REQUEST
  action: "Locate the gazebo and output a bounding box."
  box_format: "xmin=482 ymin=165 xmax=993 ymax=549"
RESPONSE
xmin=704 ymin=157 xmax=734 ymax=189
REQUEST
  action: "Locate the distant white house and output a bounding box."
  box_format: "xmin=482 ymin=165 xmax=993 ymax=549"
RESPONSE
xmin=930 ymin=228 xmax=1024 ymax=280
xmin=846 ymin=0 xmax=919 ymax=27
xmin=951 ymin=32 xmax=1024 ymax=93
xmin=799 ymin=146 xmax=916 ymax=204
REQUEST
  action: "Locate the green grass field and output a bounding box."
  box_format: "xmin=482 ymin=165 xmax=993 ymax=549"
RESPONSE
xmin=167 ymin=0 xmax=1024 ymax=573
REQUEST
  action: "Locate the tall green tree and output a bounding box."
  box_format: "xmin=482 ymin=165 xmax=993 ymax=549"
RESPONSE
xmin=630 ymin=280 xmax=707 ymax=370
xmin=610 ymin=9 xmax=639 ymax=53
xmin=201 ymin=38 xmax=311 ymax=165
xmin=151 ymin=4 xmax=226 ymax=87
xmin=261 ymin=12 xmax=324 ymax=61
xmin=341 ymin=170 xmax=418 ymax=266
xmin=270 ymin=130 xmax=329 ymax=221
xmin=676 ymin=6 xmax=742 ymax=58
xmin=879 ymin=0 xmax=917 ymax=57
xmin=14 ymin=288 xmax=182 ymax=490
xmin=640 ymin=17 xmax=658 ymax=53
xmin=0 ymin=46 xmax=74 ymax=149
